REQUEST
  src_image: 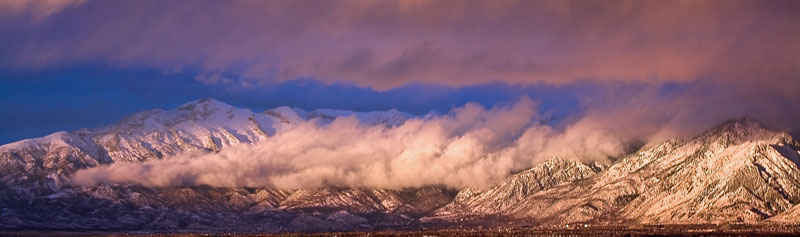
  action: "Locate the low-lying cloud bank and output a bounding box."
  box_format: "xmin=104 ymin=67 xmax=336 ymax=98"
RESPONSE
xmin=67 ymin=76 xmax=800 ymax=189
xmin=71 ymin=97 xmax=648 ymax=189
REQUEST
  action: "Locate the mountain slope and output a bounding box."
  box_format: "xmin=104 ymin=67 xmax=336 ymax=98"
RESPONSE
xmin=0 ymin=99 xmax=410 ymax=187
xmin=615 ymin=118 xmax=800 ymax=223
xmin=430 ymin=157 xmax=602 ymax=218
xmin=428 ymin=117 xmax=800 ymax=225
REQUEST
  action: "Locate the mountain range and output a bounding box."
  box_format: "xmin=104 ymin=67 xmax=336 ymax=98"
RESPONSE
xmin=1 ymin=98 xmax=799 ymax=233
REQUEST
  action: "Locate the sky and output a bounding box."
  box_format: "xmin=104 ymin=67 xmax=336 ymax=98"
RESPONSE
xmin=1 ymin=0 xmax=800 ymax=146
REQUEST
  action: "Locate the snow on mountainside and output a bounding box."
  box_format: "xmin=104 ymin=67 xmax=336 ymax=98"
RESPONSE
xmin=431 ymin=157 xmax=603 ymax=218
xmin=614 ymin=117 xmax=800 ymax=223
xmin=425 ymin=117 xmax=800 ymax=225
xmin=279 ymin=187 xmax=456 ymax=217
xmin=0 ymin=98 xmax=411 ymax=188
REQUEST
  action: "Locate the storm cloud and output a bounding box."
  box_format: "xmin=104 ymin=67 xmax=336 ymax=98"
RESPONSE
xmin=0 ymin=0 xmax=797 ymax=91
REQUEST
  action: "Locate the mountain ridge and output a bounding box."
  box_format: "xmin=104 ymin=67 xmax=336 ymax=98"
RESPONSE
xmin=2 ymin=99 xmax=800 ymax=232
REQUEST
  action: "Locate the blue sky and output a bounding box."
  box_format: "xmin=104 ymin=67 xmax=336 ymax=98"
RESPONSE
xmin=2 ymin=64 xmax=798 ymax=145
xmin=0 ymin=66 xmax=597 ymax=144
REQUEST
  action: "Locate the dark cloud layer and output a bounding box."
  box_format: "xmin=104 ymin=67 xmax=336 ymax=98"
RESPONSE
xmin=1 ymin=0 xmax=798 ymax=90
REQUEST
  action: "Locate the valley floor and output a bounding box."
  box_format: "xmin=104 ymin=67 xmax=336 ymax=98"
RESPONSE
xmin=4 ymin=224 xmax=800 ymax=236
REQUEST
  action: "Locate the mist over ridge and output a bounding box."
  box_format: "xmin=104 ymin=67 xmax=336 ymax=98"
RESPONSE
xmin=67 ymin=96 xmax=790 ymax=190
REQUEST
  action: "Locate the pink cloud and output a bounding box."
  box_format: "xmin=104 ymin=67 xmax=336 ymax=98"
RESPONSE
xmin=0 ymin=0 xmax=798 ymax=92
xmin=0 ymin=0 xmax=86 ymax=21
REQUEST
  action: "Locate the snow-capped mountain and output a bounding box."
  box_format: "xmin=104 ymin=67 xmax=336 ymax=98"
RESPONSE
xmin=2 ymin=100 xmax=800 ymax=233
xmin=0 ymin=98 xmax=410 ymax=187
xmin=425 ymin=117 xmax=800 ymax=225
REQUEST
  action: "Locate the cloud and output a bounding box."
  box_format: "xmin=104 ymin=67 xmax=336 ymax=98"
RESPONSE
xmin=194 ymin=72 xmax=233 ymax=85
xmin=0 ymin=0 xmax=85 ymax=21
xmin=0 ymin=0 xmax=797 ymax=91
xmin=70 ymin=97 xmax=648 ymax=189
xmin=65 ymin=78 xmax=800 ymax=189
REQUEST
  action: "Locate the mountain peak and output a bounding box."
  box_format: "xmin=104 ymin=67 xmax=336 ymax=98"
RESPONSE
xmin=710 ymin=115 xmax=765 ymax=134
xmin=697 ymin=116 xmax=786 ymax=146
xmin=180 ymin=97 xmax=230 ymax=107
xmin=177 ymin=98 xmax=235 ymax=113
xmin=722 ymin=115 xmax=759 ymax=127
